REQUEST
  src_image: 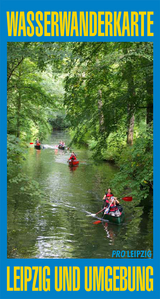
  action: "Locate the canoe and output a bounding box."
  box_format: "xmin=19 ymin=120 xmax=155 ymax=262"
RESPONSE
xmin=34 ymin=144 xmax=41 ymax=150
xmin=68 ymin=159 xmax=79 ymax=166
xmin=102 ymin=205 xmax=124 ymax=224
xmin=58 ymin=144 xmax=65 ymax=150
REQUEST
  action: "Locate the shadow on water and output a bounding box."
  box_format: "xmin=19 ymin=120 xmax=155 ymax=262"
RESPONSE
xmin=7 ymin=131 xmax=153 ymax=258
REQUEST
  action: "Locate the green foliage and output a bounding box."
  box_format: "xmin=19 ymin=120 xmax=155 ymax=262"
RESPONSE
xmin=63 ymin=42 xmax=153 ymax=200
xmin=7 ymin=134 xmax=27 ymax=175
xmin=7 ymin=133 xmax=45 ymax=200
xmin=7 ymin=43 xmax=69 ymax=141
xmin=7 ymin=42 xmax=153 ymax=204
xmin=8 ymin=173 xmax=47 ymax=199
xmin=64 ymin=42 xmax=153 ymax=150
xmin=111 ymin=123 xmax=153 ymax=200
xmin=7 ymin=42 xmax=69 ymax=193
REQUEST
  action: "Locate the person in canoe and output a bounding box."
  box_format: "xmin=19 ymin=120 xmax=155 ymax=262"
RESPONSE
xmin=103 ymin=188 xmax=113 ymax=199
xmin=36 ymin=139 xmax=40 ymax=146
xmin=103 ymin=188 xmax=120 ymax=212
xmin=69 ymin=152 xmax=77 ymax=160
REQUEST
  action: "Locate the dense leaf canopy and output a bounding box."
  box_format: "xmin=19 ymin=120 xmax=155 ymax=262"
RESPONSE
xmin=7 ymin=42 xmax=153 ymax=201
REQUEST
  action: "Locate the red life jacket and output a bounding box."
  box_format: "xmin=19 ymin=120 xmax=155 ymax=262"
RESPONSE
xmin=106 ymin=199 xmax=114 ymax=207
xmin=110 ymin=206 xmax=118 ymax=211
xmin=70 ymin=155 xmax=76 ymax=160
xmin=106 ymin=198 xmax=118 ymax=212
xmin=106 ymin=193 xmax=113 ymax=197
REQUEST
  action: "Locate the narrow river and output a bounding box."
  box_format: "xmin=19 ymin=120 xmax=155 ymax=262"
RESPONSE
xmin=7 ymin=131 xmax=153 ymax=259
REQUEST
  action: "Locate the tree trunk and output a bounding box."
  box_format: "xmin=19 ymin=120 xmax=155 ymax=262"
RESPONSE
xmin=127 ymin=114 xmax=135 ymax=145
xmin=17 ymin=93 xmax=21 ymax=138
xmin=123 ymin=47 xmax=135 ymax=145
xmin=98 ymin=89 xmax=104 ymax=133
xmin=146 ymin=76 xmax=153 ymax=125
xmin=16 ymin=68 xmax=22 ymax=138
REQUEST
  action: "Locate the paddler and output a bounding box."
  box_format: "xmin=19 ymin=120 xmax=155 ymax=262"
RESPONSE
xmin=103 ymin=188 xmax=119 ymax=212
xmin=36 ymin=139 xmax=40 ymax=146
xmin=103 ymin=188 xmax=113 ymax=199
xmin=69 ymin=152 xmax=77 ymax=160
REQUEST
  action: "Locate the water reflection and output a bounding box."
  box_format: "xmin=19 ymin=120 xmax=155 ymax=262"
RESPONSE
xmin=68 ymin=165 xmax=79 ymax=172
xmin=103 ymin=222 xmax=115 ymax=244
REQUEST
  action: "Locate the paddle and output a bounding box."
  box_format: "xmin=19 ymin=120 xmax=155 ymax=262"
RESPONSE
xmin=86 ymin=207 xmax=106 ymax=217
xmin=121 ymin=196 xmax=132 ymax=202
xmin=96 ymin=207 xmax=105 ymax=215
xmin=102 ymin=196 xmax=132 ymax=202
xmin=93 ymin=220 xmax=102 ymax=224
xmin=93 ymin=196 xmax=133 ymax=224
xmin=104 ymin=198 xmax=114 ymax=215
xmin=93 ymin=201 xmax=113 ymax=225
xmin=89 ymin=197 xmax=132 ymax=217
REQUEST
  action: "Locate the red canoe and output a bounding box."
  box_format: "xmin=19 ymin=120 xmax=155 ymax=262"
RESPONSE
xmin=68 ymin=159 xmax=79 ymax=166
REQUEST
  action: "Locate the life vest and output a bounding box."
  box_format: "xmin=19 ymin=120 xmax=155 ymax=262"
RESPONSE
xmin=106 ymin=199 xmax=118 ymax=212
xmin=70 ymin=155 xmax=76 ymax=160
xmin=106 ymin=199 xmax=114 ymax=206
xmin=106 ymin=193 xmax=113 ymax=197
xmin=110 ymin=206 xmax=118 ymax=212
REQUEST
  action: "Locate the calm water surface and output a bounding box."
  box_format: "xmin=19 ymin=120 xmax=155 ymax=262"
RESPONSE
xmin=7 ymin=131 xmax=153 ymax=258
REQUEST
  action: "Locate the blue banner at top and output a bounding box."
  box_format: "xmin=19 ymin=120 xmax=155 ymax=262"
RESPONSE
xmin=2 ymin=1 xmax=157 ymax=41
xmin=6 ymin=11 xmax=154 ymax=38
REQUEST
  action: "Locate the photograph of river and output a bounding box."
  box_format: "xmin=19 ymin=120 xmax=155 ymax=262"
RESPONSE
xmin=7 ymin=42 xmax=153 ymax=259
